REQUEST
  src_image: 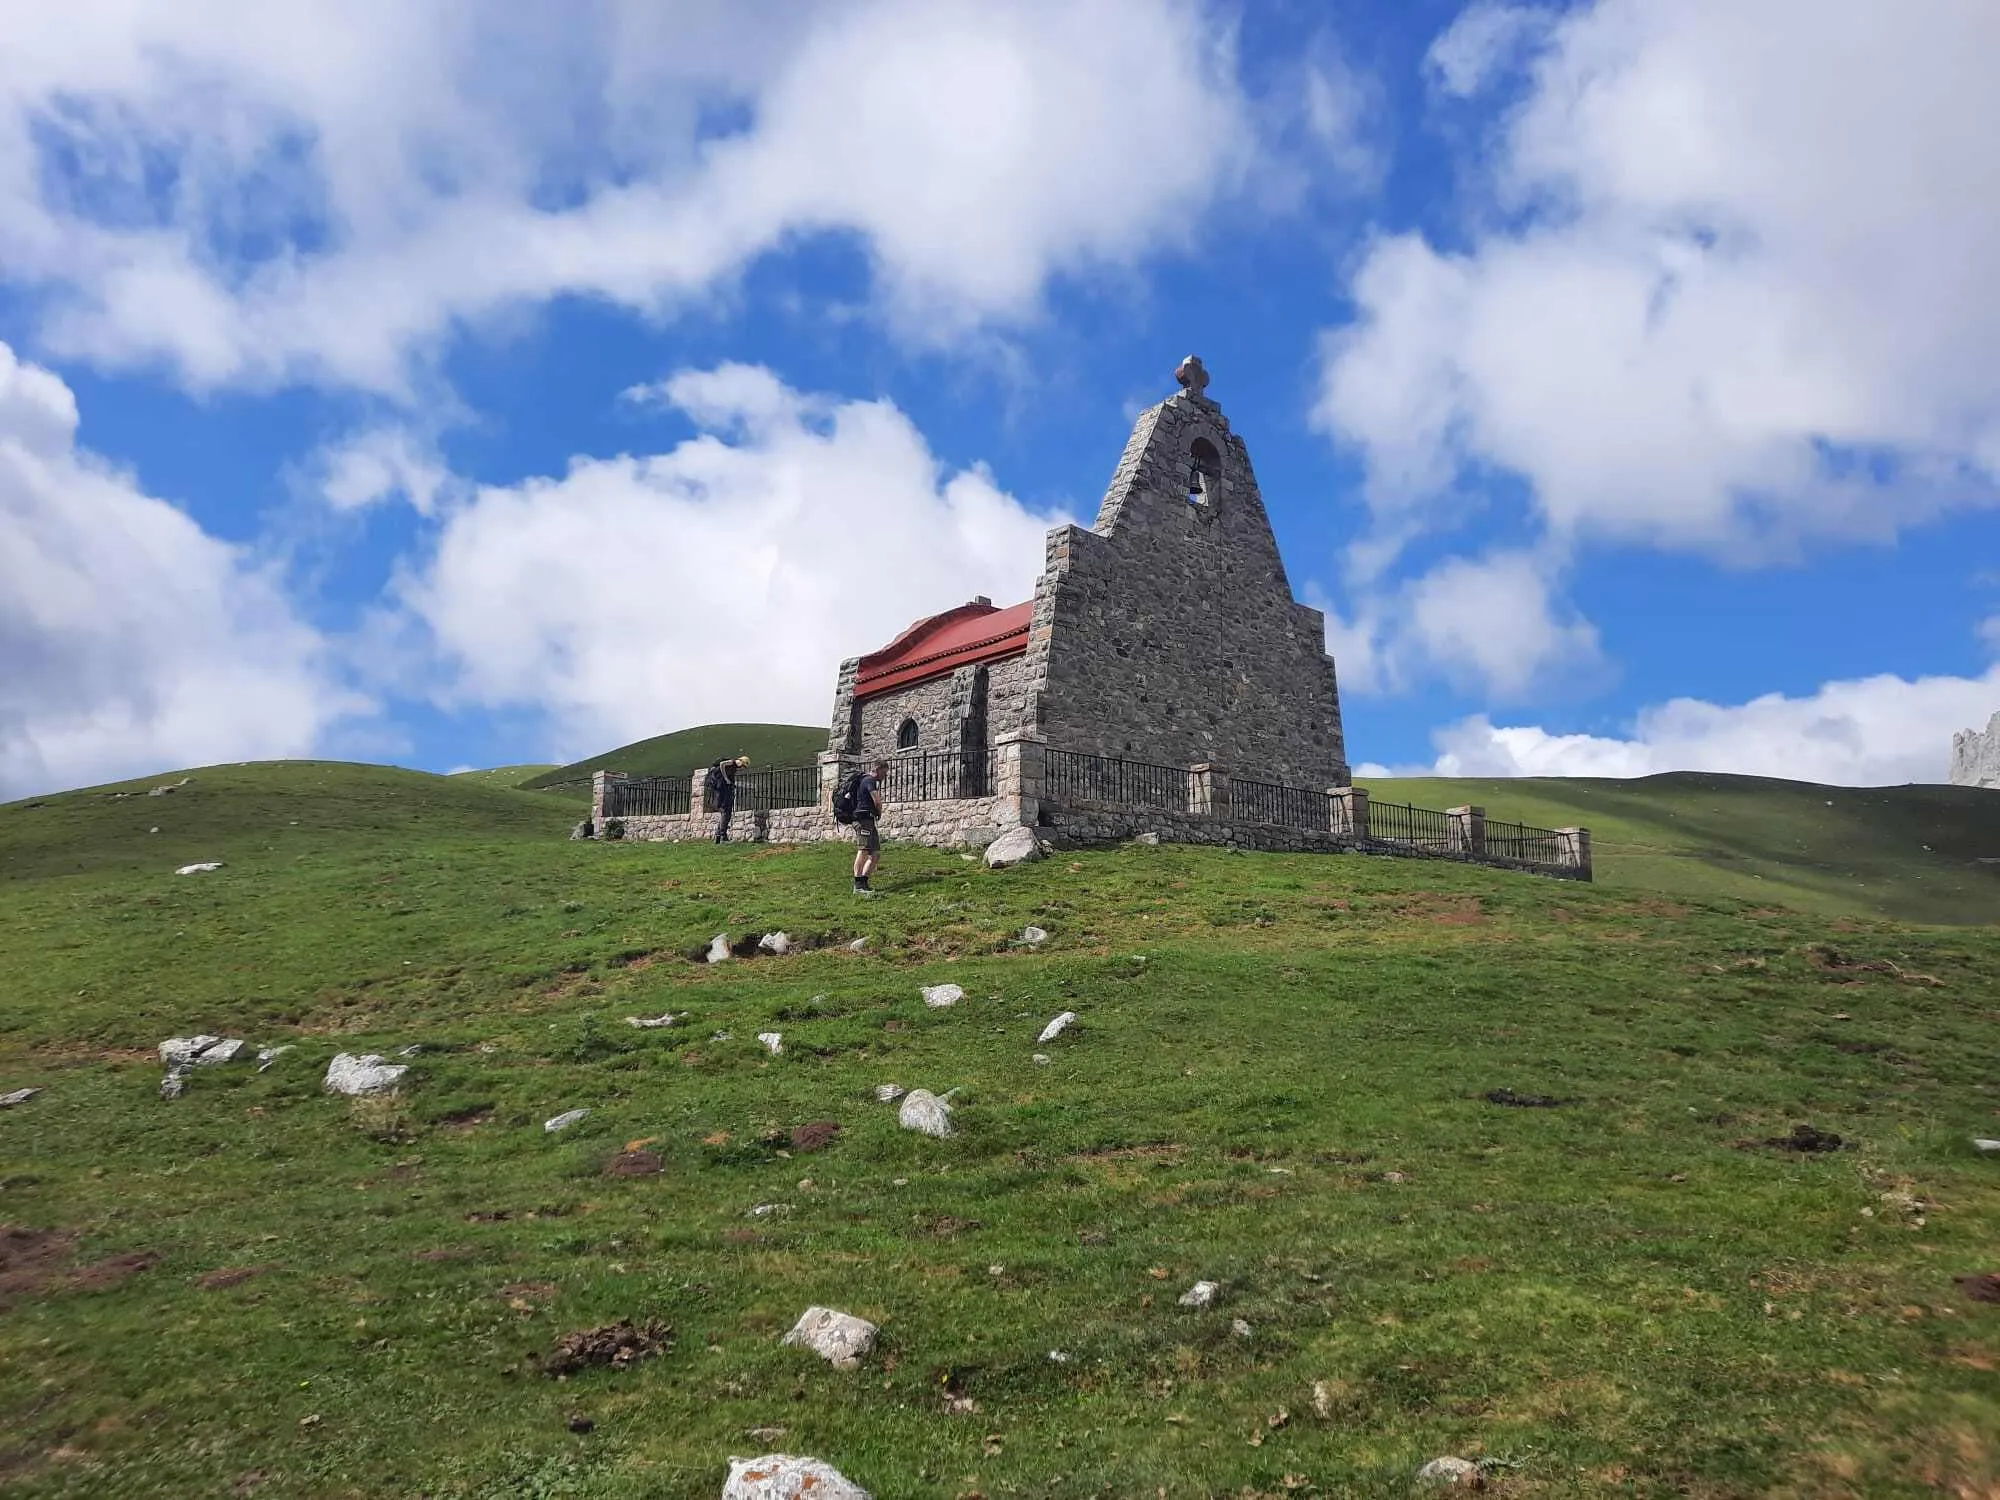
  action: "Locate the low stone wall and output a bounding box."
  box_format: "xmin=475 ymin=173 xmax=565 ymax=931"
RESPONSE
xmin=605 ymin=796 xmax=1008 ymax=850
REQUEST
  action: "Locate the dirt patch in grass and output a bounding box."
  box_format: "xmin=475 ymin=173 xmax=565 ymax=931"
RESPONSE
xmin=1954 ymin=1272 xmax=2000 ymax=1304
xmin=439 ymin=1108 xmax=494 ymax=1134
xmin=720 ymin=1228 xmax=762 ymax=1246
xmin=196 ymin=1265 xmax=280 ymax=1290
xmin=1484 ymin=1087 xmax=1567 ymax=1108
xmin=1069 ymin=1142 xmax=1182 ymax=1162
xmin=535 ymin=1320 xmax=672 ymax=1377
xmin=2 ymin=1227 xmax=158 ymax=1305
xmin=1808 ymin=946 xmax=1945 ymax=986
xmin=926 ymin=1216 xmax=983 ymax=1238
xmin=411 ymin=1247 xmax=474 ymax=1263
xmin=64 ymin=1249 xmax=159 ymax=1294
xmin=1738 ymin=1123 xmax=1847 ymax=1153
xmin=788 ymin=1120 xmax=840 ymax=1153
xmin=604 ymin=1150 xmax=663 ymax=1177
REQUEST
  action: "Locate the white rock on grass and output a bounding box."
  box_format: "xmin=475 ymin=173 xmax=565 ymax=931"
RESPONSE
xmin=160 ymin=1036 xmax=246 ymax=1068
xmin=983 ymin=826 xmax=1047 ymax=869
xmin=1415 ymin=1457 xmax=1482 ymax=1487
xmin=174 ymin=861 xmax=224 ymax=875
xmin=625 ymin=1012 xmax=683 ymax=1029
xmin=921 ymin=984 xmax=963 ymax=1009
xmin=846 ymin=938 xmax=870 ymax=952
xmin=1178 ymin=1280 xmax=1219 ymax=1308
xmin=874 ymin=1083 xmax=906 ymax=1103
xmin=1020 ymin=926 xmax=1049 ymax=945
xmin=1036 ymin=1011 xmax=1077 ymax=1044
xmin=1975 ymin=1138 xmax=2000 ymax=1154
xmin=898 ymin=1089 xmax=954 ymax=1138
xmin=255 ymin=1046 xmax=292 ymax=1073
xmin=544 ymin=1108 xmax=590 ymax=1132
xmin=1230 ymin=1318 xmax=1253 ymax=1339
xmin=780 ymin=1307 xmax=879 ymax=1370
xmin=758 ymin=932 xmax=793 ymax=956
xmin=0 ymin=1088 xmax=39 ymax=1108
xmin=757 ymin=1032 xmax=784 ymax=1056
xmin=707 ymin=933 xmax=732 ymax=964
xmin=723 ymin=1453 xmax=871 ymax=1499
xmin=1031 ymin=1053 xmax=1051 ymax=1065
xmin=323 ymin=1053 xmax=409 ymax=1096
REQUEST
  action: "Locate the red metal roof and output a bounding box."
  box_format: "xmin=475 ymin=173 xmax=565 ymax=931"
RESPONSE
xmin=854 ymin=599 xmax=1032 ymax=700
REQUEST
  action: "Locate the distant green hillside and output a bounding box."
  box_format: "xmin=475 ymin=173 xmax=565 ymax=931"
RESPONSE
xmin=447 ymin=763 xmax=558 ymax=789
xmin=521 ymin=723 xmax=826 ymax=790
xmin=1365 ymin=771 xmax=2000 ymax=926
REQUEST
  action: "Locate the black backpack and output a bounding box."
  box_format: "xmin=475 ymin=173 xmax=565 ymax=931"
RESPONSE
xmin=704 ymin=763 xmax=727 ymax=798
xmin=833 ymin=772 xmax=865 ymax=825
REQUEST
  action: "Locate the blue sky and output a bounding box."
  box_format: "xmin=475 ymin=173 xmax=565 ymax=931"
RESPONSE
xmin=3 ymin=0 xmax=1998 ymax=800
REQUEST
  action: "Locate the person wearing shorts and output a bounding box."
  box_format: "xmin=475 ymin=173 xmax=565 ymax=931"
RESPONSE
xmin=852 ymin=760 xmax=886 ymax=895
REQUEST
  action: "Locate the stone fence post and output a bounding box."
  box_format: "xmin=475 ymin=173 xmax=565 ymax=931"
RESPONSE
xmin=1188 ymin=762 xmax=1230 ymax=818
xmin=1555 ymin=827 xmax=1593 ymax=881
xmin=1447 ymin=805 xmax=1486 ymax=857
xmin=992 ymin=731 xmax=1047 ymax=830
xmin=1329 ymin=786 xmax=1369 ymax=840
xmin=817 ymin=752 xmax=846 ymax=813
xmin=592 ymin=770 xmax=626 ymax=823
xmin=691 ymin=769 xmax=714 ymax=817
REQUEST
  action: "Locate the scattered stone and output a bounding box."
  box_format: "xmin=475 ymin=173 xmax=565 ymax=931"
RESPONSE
xmin=789 ymin=1121 xmax=840 ymax=1153
xmin=174 ymin=862 xmax=224 ymax=875
xmin=747 ymin=1203 xmax=789 ymax=1217
xmin=782 ymin=1307 xmax=879 ymax=1370
xmin=873 ymin=1083 xmax=906 ymax=1103
xmin=846 ymin=938 xmax=870 ymax=952
xmin=1031 ymin=1053 xmax=1051 ymax=1066
xmin=160 ymin=1036 xmax=246 ymax=1068
xmin=757 ymin=1032 xmax=784 ymax=1056
xmin=0 ymin=1088 xmax=39 ymax=1108
xmin=567 ymin=1413 xmax=594 ymax=1433
xmin=1764 ymin=1123 xmax=1845 ymax=1153
xmin=1036 ymin=1011 xmax=1077 ymax=1044
xmin=1973 ymin=1139 xmax=2000 ymax=1154
xmin=1131 ymin=831 xmax=1162 ymax=846
xmin=758 ymin=932 xmax=793 ymax=956
xmin=1415 ymin=1456 xmax=1482 ymax=1488
xmin=744 ymin=1426 xmax=789 ymax=1444
xmin=1020 ymin=925 xmax=1049 ymax=945
xmin=605 ymin=1151 xmax=662 ymax=1177
xmin=1178 ymin=1280 xmax=1219 ymax=1308
xmin=323 ymin=1053 xmax=409 ymax=1096
xmin=625 ymin=1011 xmax=682 ymax=1029
xmin=544 ymin=1109 xmax=590 ymax=1133
xmin=712 ymin=1032 xmax=734 ymax=1042
xmin=255 ymin=1046 xmax=292 ymax=1072
xmin=707 ymin=934 xmax=732 ymax=964
xmin=160 ymin=1070 xmax=188 ymax=1100
xmin=1231 ymin=1317 xmax=1253 ymax=1338
xmin=1312 ymin=1381 xmax=1335 ymax=1419
xmin=536 ymin=1319 xmax=672 ymax=1377
xmin=723 ymin=1454 xmax=872 ymax=1500
xmin=921 ymin=984 xmax=963 ymax=1009
xmin=1047 ymin=1349 xmax=1071 ymax=1363
xmin=984 ymin=826 xmax=1048 ymax=869
xmin=1485 ymin=1087 xmax=1564 ymax=1109
xmin=898 ymin=1089 xmax=954 ymax=1138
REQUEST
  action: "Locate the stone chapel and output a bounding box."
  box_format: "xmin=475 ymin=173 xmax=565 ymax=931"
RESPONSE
xmin=827 ymin=357 xmax=1349 ymax=788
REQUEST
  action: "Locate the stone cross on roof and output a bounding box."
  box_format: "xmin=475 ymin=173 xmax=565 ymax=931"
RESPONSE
xmin=1174 ymin=354 xmax=1210 ymax=399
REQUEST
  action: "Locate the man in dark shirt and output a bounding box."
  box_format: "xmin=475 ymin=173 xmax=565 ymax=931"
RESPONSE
xmin=852 ymin=760 xmax=887 ymax=895
xmin=711 ymin=756 xmax=747 ymax=843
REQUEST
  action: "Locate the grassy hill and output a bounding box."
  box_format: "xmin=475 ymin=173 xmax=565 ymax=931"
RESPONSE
xmin=449 ymin=764 xmax=559 ymax=790
xmin=0 ymin=762 xmax=1995 ymax=1497
xmin=1364 ymin=772 xmax=2000 ymax=927
xmin=522 ymin=724 xmax=826 ymax=791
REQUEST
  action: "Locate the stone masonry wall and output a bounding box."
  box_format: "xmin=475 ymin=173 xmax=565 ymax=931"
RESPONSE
xmin=608 ymin=797 xmax=1007 ymax=850
xmin=846 ymin=652 xmax=1032 ymax=763
xmin=1017 ymin=387 xmax=1347 ymax=787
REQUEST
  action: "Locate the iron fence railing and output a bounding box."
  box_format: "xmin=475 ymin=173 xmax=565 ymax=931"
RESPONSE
xmin=604 ymin=776 xmax=690 ymax=818
xmin=1230 ymin=777 xmax=1331 ymax=832
xmin=1483 ymin=818 xmax=1566 ymax=867
xmin=847 ymin=749 xmax=991 ymax=802
xmin=1044 ymin=747 xmax=1191 ymax=810
xmin=1364 ymin=799 xmax=1457 ymax=855
xmin=733 ymin=764 xmax=820 ymax=811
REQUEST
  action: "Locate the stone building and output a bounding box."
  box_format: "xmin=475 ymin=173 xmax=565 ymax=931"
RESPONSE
xmin=828 ymin=356 xmax=1349 ymax=786
xmin=1951 ymin=710 xmax=2000 ymax=789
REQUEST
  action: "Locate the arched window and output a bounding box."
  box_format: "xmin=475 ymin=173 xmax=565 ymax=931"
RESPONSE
xmin=1187 ymin=437 xmax=1221 ymax=507
xmin=896 ymin=718 xmax=919 ymax=750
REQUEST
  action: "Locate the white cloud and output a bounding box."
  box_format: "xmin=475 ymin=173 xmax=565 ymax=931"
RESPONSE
xmin=1424 ymin=2 xmax=1551 ymax=98
xmin=1978 ymin=615 xmax=2000 ymax=657
xmin=1315 ymin=546 xmax=1599 ymax=701
xmin=0 ymin=340 xmax=358 ymax=800
xmin=1374 ymin=665 xmax=2000 ymax=787
xmin=311 ymin=424 xmax=451 ymax=514
xmin=0 ymin=0 xmax=1274 ymax=395
xmin=1320 ymin=0 xmax=2000 ymax=565
xmin=392 ymin=364 xmax=1069 ymax=759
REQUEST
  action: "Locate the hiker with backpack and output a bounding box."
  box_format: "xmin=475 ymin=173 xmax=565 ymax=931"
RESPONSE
xmin=834 ymin=759 xmax=889 ymax=894
xmin=706 ymin=756 xmax=749 ymax=843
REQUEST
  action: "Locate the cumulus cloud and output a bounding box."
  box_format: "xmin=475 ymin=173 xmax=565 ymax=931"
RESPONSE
xmin=393 ymin=364 xmax=1069 ymax=758
xmin=1368 ymin=665 xmax=2000 ymax=787
xmin=1424 ymin=2 xmax=1552 ymax=98
xmin=1320 ymin=0 xmax=2000 ymax=565
xmin=0 ymin=341 xmax=357 ymax=800
xmin=310 ymin=425 xmax=452 ymax=514
xmin=0 ymin=0 xmax=1280 ymax=394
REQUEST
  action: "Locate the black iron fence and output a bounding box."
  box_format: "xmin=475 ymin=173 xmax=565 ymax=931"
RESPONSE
xmin=1231 ymin=777 xmax=1332 ymax=832
xmin=1044 ymin=747 xmax=1190 ymax=809
xmin=733 ymin=764 xmax=820 ymax=811
xmin=847 ymin=749 xmax=992 ymax=803
xmin=1365 ymin=799 xmax=1458 ymax=854
xmin=603 ymin=776 xmax=690 ymax=818
xmin=1483 ymin=818 xmax=1566 ymax=867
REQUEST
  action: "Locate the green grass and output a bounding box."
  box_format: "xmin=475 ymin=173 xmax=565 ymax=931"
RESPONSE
xmin=1367 ymin=773 xmax=2000 ymax=927
xmin=1 ymin=764 xmax=1996 ymax=1498
xmin=451 ymin=765 xmax=561 ymax=790
xmin=522 ymin=725 xmax=827 ymax=791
